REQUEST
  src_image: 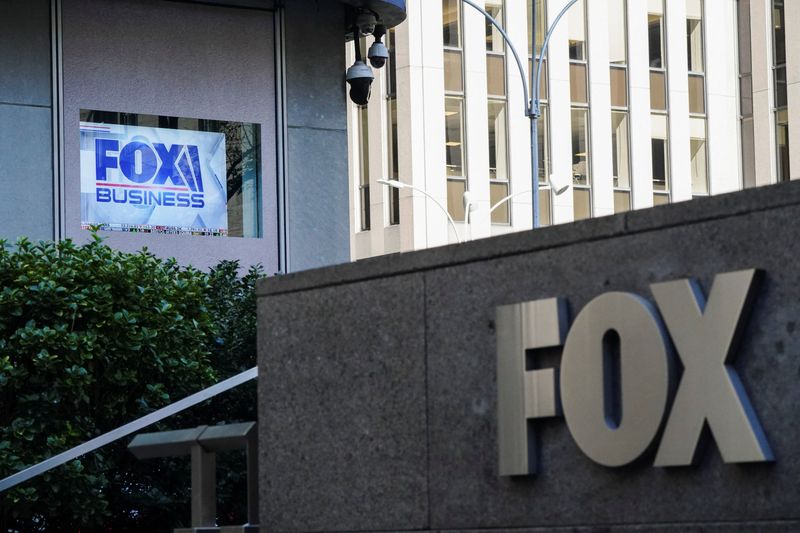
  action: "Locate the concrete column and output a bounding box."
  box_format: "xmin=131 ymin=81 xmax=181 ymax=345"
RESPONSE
xmin=462 ymin=1 xmax=491 ymax=240
xmin=505 ymin=0 xmax=533 ymax=234
xmin=549 ymin=0 xmax=575 ymax=224
xmin=586 ymin=0 xmax=613 ymax=218
xmin=666 ymin=0 xmax=692 ymax=202
xmin=786 ymin=0 xmax=800 ymax=180
xmin=628 ymin=0 xmax=654 ymax=208
xmin=397 ymin=0 xmax=449 ymax=250
xmin=705 ymin=0 xmax=742 ymax=194
xmin=750 ymin=0 xmax=776 ymax=185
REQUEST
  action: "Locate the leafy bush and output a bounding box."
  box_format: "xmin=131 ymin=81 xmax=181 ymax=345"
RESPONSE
xmin=0 ymin=236 xmax=262 ymax=532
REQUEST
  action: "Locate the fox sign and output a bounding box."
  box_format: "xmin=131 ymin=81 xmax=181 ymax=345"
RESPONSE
xmin=497 ymin=269 xmax=774 ymax=476
xmin=80 ymin=122 xmax=228 ymax=235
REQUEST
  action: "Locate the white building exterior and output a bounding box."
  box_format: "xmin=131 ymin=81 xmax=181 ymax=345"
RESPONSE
xmin=348 ymin=0 xmax=798 ymax=259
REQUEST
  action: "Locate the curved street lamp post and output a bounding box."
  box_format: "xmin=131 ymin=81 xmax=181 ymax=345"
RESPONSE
xmin=461 ymin=0 xmax=578 ymax=228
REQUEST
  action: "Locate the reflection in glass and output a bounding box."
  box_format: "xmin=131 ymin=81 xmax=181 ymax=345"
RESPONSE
xmin=688 ymin=75 xmax=705 ymax=114
xmin=608 ymin=0 xmax=627 ymax=65
xmin=487 ymin=55 xmax=506 ymax=96
xmin=488 ymin=101 xmax=508 ymax=181
xmin=447 ymin=178 xmax=466 ymax=221
xmin=539 ymin=189 xmax=552 ymax=226
xmin=443 ymin=0 xmax=461 ymax=48
xmin=686 ymin=0 xmax=704 ymax=72
xmin=777 ymin=110 xmax=790 ymax=182
xmin=568 ymin=0 xmax=586 ymax=61
xmin=648 ymin=13 xmax=664 ymax=68
xmin=651 ymin=114 xmax=669 ymax=192
xmin=490 ymin=182 xmax=510 ymax=224
xmin=610 ymin=67 xmax=628 ymax=107
xmin=571 ymin=109 xmax=589 ymax=186
xmin=574 ymin=188 xmax=591 ymax=220
xmin=527 ymin=0 xmax=547 ymax=58
xmin=485 ymin=0 xmax=505 ymax=53
xmin=387 ymin=98 xmax=400 ymax=225
xmin=445 ymin=98 xmax=465 ymax=177
xmin=538 ymin=105 xmax=551 ymax=184
xmin=570 ymin=63 xmax=588 ymax=104
xmin=650 ymin=71 xmax=667 ymax=110
xmin=611 ymin=111 xmax=630 ymax=189
xmin=614 ymin=191 xmax=631 ymax=213
xmin=444 ymin=50 xmax=464 ymax=93
xmin=358 ymin=106 xmax=370 ymax=231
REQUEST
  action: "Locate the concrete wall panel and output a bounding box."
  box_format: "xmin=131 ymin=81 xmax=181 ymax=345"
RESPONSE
xmin=259 ymin=181 xmax=800 ymax=532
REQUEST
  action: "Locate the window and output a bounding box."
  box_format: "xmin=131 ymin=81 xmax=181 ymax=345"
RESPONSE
xmin=687 ymin=0 xmax=708 ymax=196
xmin=649 ymin=0 xmax=669 ymax=204
xmin=528 ymin=0 xmax=552 ymax=225
xmin=386 ymin=29 xmax=400 ymax=225
xmin=570 ymin=0 xmax=590 ymax=221
xmin=444 ymin=0 xmax=468 ymax=220
xmin=609 ymin=0 xmax=631 ymax=213
xmin=487 ymin=0 xmax=510 ymax=224
xmin=773 ymin=0 xmax=790 ymax=181
xmin=357 ymin=105 xmax=371 ymax=231
xmin=80 ymin=109 xmax=262 ymax=238
xmin=738 ymin=0 xmax=755 ymax=187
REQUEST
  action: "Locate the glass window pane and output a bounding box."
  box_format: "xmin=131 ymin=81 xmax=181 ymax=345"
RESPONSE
xmin=740 ymin=74 xmax=753 ymax=116
xmin=574 ymin=188 xmax=591 ymax=220
xmin=570 ymin=63 xmax=588 ymax=104
xmin=444 ymin=50 xmax=464 ymax=93
xmin=738 ymin=0 xmax=752 ymax=73
xmin=490 ymin=182 xmax=510 ymax=224
xmin=488 ymin=100 xmax=508 ymax=181
xmin=686 ymin=0 xmax=704 ymax=73
xmin=387 ymin=98 xmax=400 ymax=225
xmin=445 ymin=97 xmax=465 ymax=177
xmin=775 ymin=66 xmax=787 ymax=108
xmin=358 ymin=106 xmax=370 ymax=231
xmin=528 ymin=0 xmax=547 ymax=58
xmin=650 ymin=70 xmax=667 ymax=110
xmin=530 ymin=58 xmax=548 ymax=100
xmin=387 ymin=29 xmax=397 ymax=96
xmin=653 ymin=193 xmax=670 ymax=206
xmin=538 ymin=105 xmax=550 ymax=183
xmin=485 ymin=0 xmax=505 ymax=53
xmin=690 ymin=117 xmax=708 ymax=194
xmin=611 ymin=111 xmax=631 ymax=189
xmin=651 ymin=114 xmax=669 ymax=191
xmin=610 ymin=67 xmax=628 ymax=107
xmin=443 ymin=0 xmax=461 ymax=48
xmin=741 ymin=117 xmax=756 ymax=188
xmin=571 ymin=108 xmax=590 ymax=186
xmin=608 ymin=0 xmax=627 ymax=65
xmin=447 ymin=179 xmax=466 ymax=221
xmin=568 ymin=0 xmax=586 ymax=61
xmin=688 ymin=74 xmax=705 ymax=114
xmin=777 ymin=110 xmax=790 ymax=182
xmin=773 ymin=0 xmax=786 ymax=66
xmin=614 ymin=191 xmax=631 ymax=213
xmin=487 ymin=54 xmax=506 ymax=96
xmin=539 ymin=189 xmax=552 ymax=226
xmin=648 ymin=14 xmax=664 ymax=68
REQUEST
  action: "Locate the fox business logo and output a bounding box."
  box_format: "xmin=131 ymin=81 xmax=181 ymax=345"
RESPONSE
xmin=94 ymin=139 xmax=206 ymax=209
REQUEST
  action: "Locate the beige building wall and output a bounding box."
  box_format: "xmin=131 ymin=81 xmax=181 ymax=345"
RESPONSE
xmin=349 ymin=0 xmax=799 ymax=260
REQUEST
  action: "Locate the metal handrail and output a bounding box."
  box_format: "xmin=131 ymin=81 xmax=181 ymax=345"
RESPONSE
xmin=0 ymin=366 xmax=258 ymax=493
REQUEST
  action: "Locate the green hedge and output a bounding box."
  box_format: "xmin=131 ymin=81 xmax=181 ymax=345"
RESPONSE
xmin=0 ymin=235 xmax=262 ymax=532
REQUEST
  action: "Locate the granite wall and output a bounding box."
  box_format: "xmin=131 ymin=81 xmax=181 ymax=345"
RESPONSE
xmin=257 ymin=181 xmax=800 ymax=532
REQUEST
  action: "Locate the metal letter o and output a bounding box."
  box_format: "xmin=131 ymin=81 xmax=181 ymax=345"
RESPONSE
xmin=560 ymin=292 xmax=671 ymax=467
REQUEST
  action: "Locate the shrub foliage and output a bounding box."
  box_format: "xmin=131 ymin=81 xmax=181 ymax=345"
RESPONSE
xmin=0 ymin=236 xmax=261 ymax=531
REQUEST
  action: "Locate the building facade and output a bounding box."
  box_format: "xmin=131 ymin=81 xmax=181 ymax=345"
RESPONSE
xmin=349 ymin=0 xmax=799 ymax=258
xmin=0 ymin=0 xmax=405 ymax=274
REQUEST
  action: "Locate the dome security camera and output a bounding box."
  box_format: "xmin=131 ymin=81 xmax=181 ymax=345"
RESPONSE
xmin=346 ymin=60 xmax=374 ymax=106
xmin=368 ymin=41 xmax=389 ymax=69
xmin=368 ymin=24 xmax=389 ymax=69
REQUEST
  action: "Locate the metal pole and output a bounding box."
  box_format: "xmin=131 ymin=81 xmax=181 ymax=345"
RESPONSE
xmin=531 ymin=116 xmax=539 ymax=228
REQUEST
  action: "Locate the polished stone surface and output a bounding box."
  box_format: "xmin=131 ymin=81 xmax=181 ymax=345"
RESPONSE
xmin=258 ymin=181 xmax=800 ymax=532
